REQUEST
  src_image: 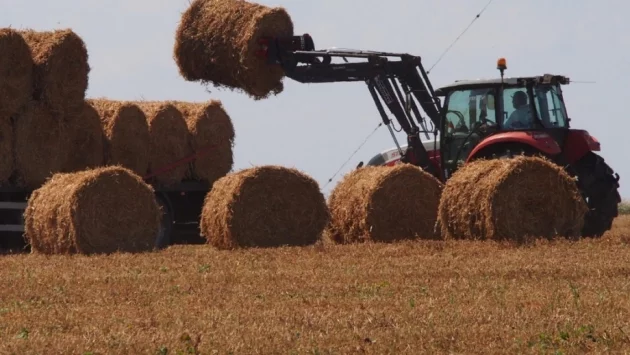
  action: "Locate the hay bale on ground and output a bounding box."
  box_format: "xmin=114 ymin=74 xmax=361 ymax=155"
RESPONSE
xmin=200 ymin=165 xmax=330 ymax=249
xmin=13 ymin=102 xmax=70 ymax=188
xmin=134 ymin=101 xmax=190 ymax=186
xmin=20 ymin=29 xmax=89 ymax=115
xmin=173 ymin=100 xmax=235 ymax=184
xmin=0 ymin=28 xmax=33 ymax=117
xmin=174 ymin=0 xmax=294 ymax=99
xmin=326 ymin=164 xmax=443 ymax=244
xmin=437 ymin=156 xmax=588 ymax=241
xmin=88 ymin=99 xmax=150 ymax=176
xmin=24 ymin=166 xmax=160 ymax=255
xmin=63 ymin=102 xmax=104 ymax=172
xmin=0 ymin=116 xmax=13 ymax=184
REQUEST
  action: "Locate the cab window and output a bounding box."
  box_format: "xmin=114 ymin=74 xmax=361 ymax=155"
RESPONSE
xmin=444 ymin=88 xmax=496 ymax=134
xmin=533 ymin=85 xmax=568 ymax=128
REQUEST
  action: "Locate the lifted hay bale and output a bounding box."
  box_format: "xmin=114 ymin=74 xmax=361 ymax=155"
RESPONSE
xmin=13 ymin=102 xmax=69 ymax=188
xmin=0 ymin=116 xmax=13 ymax=183
xmin=134 ymin=101 xmax=190 ymax=186
xmin=174 ymin=0 xmax=294 ymax=99
xmin=88 ymin=99 xmax=150 ymax=176
xmin=200 ymin=165 xmax=330 ymax=249
xmin=24 ymin=166 xmax=160 ymax=255
xmin=63 ymin=101 xmax=104 ymax=172
xmin=327 ymin=164 xmax=443 ymax=244
xmin=173 ymin=100 xmax=235 ymax=184
xmin=437 ymin=156 xmax=588 ymax=241
xmin=0 ymin=28 xmax=33 ymax=117
xmin=20 ymin=29 xmax=89 ymax=115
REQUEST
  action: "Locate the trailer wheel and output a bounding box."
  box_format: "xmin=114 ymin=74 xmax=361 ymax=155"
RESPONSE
xmin=155 ymin=194 xmax=173 ymax=249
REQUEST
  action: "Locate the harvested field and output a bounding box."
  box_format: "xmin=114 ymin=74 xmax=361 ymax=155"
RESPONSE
xmin=174 ymin=0 xmax=294 ymax=99
xmin=23 ymin=166 xmax=160 ymax=255
xmin=63 ymin=101 xmax=104 ymax=172
xmin=0 ymin=28 xmax=33 ymax=117
xmin=13 ymin=101 xmax=69 ymax=188
xmin=327 ymin=164 xmax=443 ymax=243
xmin=20 ymin=29 xmax=89 ymax=115
xmin=438 ymin=156 xmax=588 ymax=241
xmin=1 ymin=216 xmax=629 ymax=353
xmin=173 ymin=100 xmax=235 ymax=184
xmin=200 ymin=165 xmax=330 ymax=249
xmin=135 ymin=101 xmax=190 ymax=186
xmin=88 ymin=99 xmax=150 ymax=176
xmin=0 ymin=116 xmax=13 ymax=183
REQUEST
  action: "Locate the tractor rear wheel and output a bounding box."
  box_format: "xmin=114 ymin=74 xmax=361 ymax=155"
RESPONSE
xmin=572 ymin=152 xmax=620 ymax=237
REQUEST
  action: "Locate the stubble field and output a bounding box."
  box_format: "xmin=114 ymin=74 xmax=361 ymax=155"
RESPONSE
xmin=1 ymin=216 xmax=629 ymax=354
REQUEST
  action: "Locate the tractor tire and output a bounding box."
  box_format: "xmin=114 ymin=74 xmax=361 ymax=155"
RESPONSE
xmin=572 ymin=152 xmax=620 ymax=238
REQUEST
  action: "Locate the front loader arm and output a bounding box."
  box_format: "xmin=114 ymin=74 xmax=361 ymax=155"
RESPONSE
xmin=258 ymin=34 xmax=443 ymax=178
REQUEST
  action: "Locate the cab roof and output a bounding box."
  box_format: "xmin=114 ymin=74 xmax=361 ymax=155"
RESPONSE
xmin=434 ymin=74 xmax=570 ymax=96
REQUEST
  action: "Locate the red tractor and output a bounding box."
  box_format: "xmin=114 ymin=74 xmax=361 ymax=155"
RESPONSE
xmin=259 ymin=35 xmax=621 ymax=237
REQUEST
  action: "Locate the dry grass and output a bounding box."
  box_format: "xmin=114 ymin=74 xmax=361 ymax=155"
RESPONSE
xmin=1 ymin=216 xmax=629 ymax=353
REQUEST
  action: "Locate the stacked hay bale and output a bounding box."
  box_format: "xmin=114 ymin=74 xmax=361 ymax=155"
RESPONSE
xmin=13 ymin=102 xmax=70 ymax=188
xmin=20 ymin=29 xmax=90 ymax=116
xmin=437 ymin=156 xmax=588 ymax=242
xmin=0 ymin=28 xmax=34 ymax=184
xmin=326 ymin=164 xmax=443 ymax=244
xmin=134 ymin=101 xmax=191 ymax=186
xmin=24 ymin=166 xmax=161 ymax=254
xmin=199 ymin=165 xmax=330 ymax=249
xmin=1 ymin=27 xmax=98 ymax=187
xmin=87 ymin=99 xmax=150 ymax=176
xmin=174 ymin=0 xmax=294 ymax=99
xmin=173 ymin=100 xmax=235 ymax=185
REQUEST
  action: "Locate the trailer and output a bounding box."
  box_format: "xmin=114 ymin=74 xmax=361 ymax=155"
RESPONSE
xmin=0 ymin=146 xmax=219 ymax=253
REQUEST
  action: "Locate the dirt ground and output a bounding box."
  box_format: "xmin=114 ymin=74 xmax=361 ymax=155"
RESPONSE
xmin=1 ymin=216 xmax=629 ymax=354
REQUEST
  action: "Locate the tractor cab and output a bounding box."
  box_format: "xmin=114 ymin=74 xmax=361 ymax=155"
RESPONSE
xmin=434 ymin=58 xmax=572 ymax=176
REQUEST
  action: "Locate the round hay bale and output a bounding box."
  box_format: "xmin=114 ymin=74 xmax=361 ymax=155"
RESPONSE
xmin=88 ymin=99 xmax=150 ymax=176
xmin=174 ymin=0 xmax=294 ymax=99
xmin=200 ymin=165 xmax=330 ymax=249
xmin=13 ymin=102 xmax=70 ymax=188
xmin=20 ymin=29 xmax=89 ymax=115
xmin=23 ymin=166 xmax=161 ymax=255
xmin=326 ymin=164 xmax=443 ymax=244
xmin=0 ymin=116 xmax=13 ymax=184
xmin=134 ymin=101 xmax=190 ymax=186
xmin=437 ymin=156 xmax=588 ymax=241
xmin=63 ymin=101 xmax=104 ymax=172
xmin=0 ymin=28 xmax=33 ymax=117
xmin=173 ymin=100 xmax=235 ymax=184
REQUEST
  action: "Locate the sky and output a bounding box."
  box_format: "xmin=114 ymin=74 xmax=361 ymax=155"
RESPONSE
xmin=2 ymin=0 xmax=628 ymax=198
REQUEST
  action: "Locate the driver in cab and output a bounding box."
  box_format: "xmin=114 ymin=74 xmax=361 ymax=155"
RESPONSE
xmin=504 ymin=91 xmax=533 ymax=129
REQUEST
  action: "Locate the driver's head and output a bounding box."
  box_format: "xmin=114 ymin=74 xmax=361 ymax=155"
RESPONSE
xmin=512 ymin=91 xmax=528 ymax=109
